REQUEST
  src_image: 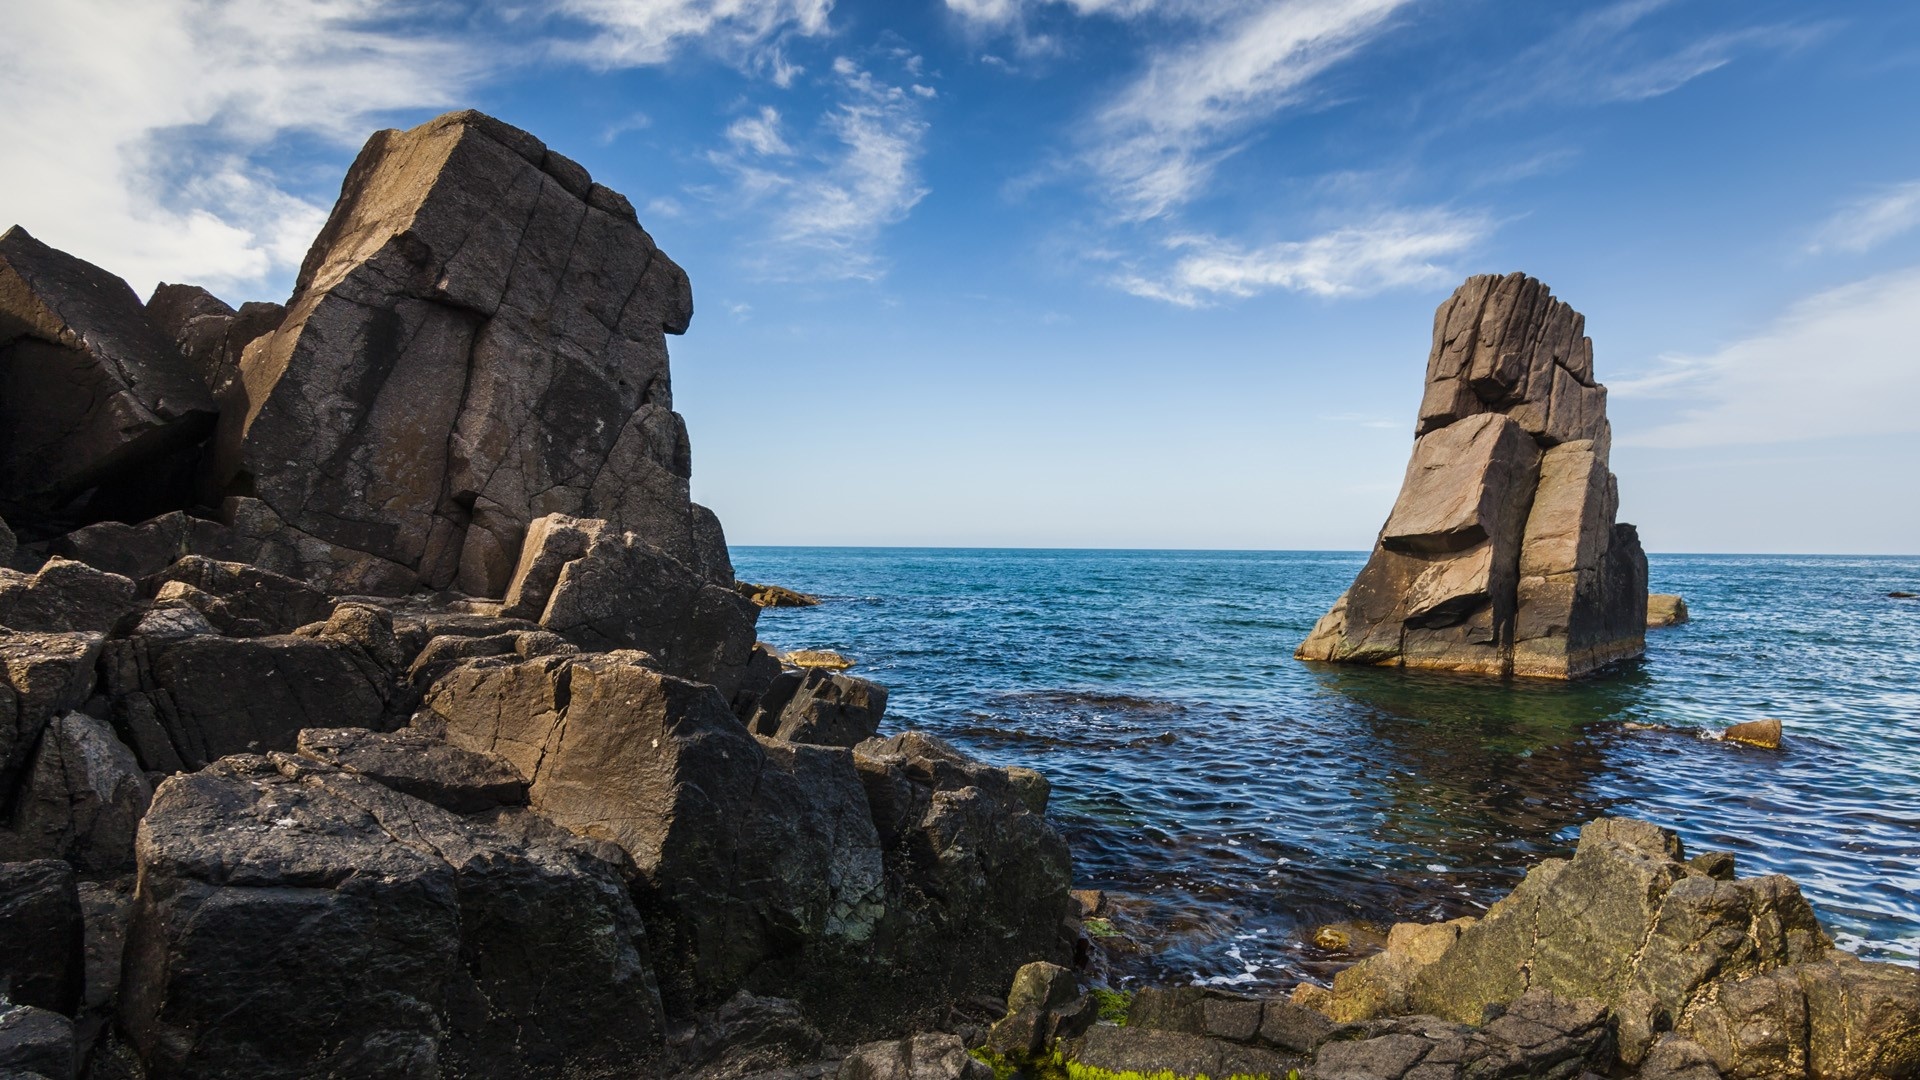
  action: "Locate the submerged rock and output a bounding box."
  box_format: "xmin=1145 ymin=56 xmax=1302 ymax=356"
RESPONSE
xmin=1721 ymin=717 xmax=1783 ymax=749
xmin=736 ymin=581 xmax=822 ymax=608
xmin=1298 ymin=274 xmax=1647 ymax=679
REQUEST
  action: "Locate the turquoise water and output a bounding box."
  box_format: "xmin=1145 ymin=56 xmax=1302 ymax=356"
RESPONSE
xmin=732 ymin=548 xmax=1920 ymax=988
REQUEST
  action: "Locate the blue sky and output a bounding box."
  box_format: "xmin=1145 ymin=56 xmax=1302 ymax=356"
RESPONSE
xmin=4 ymin=0 xmax=1918 ymax=553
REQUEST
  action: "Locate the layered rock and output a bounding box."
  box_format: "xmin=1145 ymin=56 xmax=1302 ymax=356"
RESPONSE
xmin=121 ymin=752 xmax=664 ymax=1080
xmin=1299 ymin=273 xmax=1647 ymax=678
xmin=214 ymin=110 xmax=716 ymax=597
xmin=1305 ymin=817 xmax=1920 ymax=1077
xmin=0 ymin=227 xmax=216 ymax=518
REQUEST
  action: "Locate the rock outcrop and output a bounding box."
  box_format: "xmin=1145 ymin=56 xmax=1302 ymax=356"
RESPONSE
xmin=1298 ymin=273 xmax=1647 ymax=678
xmin=213 ymin=110 xmax=714 ymax=598
xmin=1306 ymin=817 xmax=1920 ymax=1078
xmin=0 ymin=228 xmax=216 ymax=520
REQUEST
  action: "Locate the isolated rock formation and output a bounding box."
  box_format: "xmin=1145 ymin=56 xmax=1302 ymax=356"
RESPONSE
xmin=214 ymin=110 xmax=713 ymax=597
xmin=1298 ymin=273 xmax=1647 ymax=678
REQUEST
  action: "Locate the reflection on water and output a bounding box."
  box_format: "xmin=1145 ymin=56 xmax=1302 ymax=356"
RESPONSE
xmin=733 ymin=547 xmax=1920 ymax=986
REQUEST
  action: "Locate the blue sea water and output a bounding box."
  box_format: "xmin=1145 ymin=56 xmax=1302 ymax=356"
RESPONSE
xmin=731 ymin=548 xmax=1920 ymax=989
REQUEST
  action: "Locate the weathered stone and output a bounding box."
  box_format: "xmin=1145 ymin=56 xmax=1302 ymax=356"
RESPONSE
xmin=142 ymin=556 xmax=331 ymax=638
xmin=1069 ymin=1025 xmax=1303 ymax=1080
xmin=214 ymin=110 xmax=707 ymax=597
xmin=788 ymin=648 xmax=855 ymax=670
xmin=749 ymin=667 xmax=888 ymax=747
xmin=676 ymin=991 xmax=826 ymax=1078
xmin=0 ymin=1003 xmax=75 ymax=1080
xmin=0 ymin=227 xmax=216 ymax=514
xmin=1301 ymin=275 xmax=1646 ymax=679
xmin=0 ymin=713 xmax=151 ymax=873
xmin=0 ymin=860 xmax=82 ymax=1014
xmin=731 ymin=641 xmax=787 ymax=720
xmin=1 ymin=633 xmax=103 ymax=805
xmin=294 ymin=726 xmax=526 ymax=813
xmin=43 ymin=512 xmax=252 ymax=581
xmin=1677 ymin=952 xmax=1920 ymax=1080
xmin=1258 ymin=998 xmax=1343 ymax=1052
xmin=146 ymin=283 xmax=282 ymax=402
xmin=100 ymin=633 xmax=396 ymax=772
xmin=1647 ymin=594 xmax=1689 ymax=628
xmin=76 ymin=878 xmax=133 ymax=1017
xmin=218 ymin=496 xmax=417 ymax=596
xmin=1721 ymin=718 xmax=1781 ymax=749
xmin=1322 ymin=917 xmax=1478 ymax=1023
xmin=839 ymin=1033 xmax=992 ymax=1080
xmin=1005 ymin=961 xmax=1079 ymax=1016
xmin=0 ymin=516 xmax=14 ymax=568
xmin=121 ymin=752 xmax=665 ymax=1080
xmin=736 ymin=581 xmax=821 ymax=608
xmin=503 ymin=513 xmax=756 ymax=695
xmin=0 ymin=559 xmax=137 ymax=634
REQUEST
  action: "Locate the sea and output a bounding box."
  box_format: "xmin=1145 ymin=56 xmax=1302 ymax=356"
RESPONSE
xmin=731 ymin=548 xmax=1920 ymax=989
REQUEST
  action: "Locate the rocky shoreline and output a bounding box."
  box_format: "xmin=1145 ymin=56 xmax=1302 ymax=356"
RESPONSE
xmin=1 ymin=110 xmax=1914 ymax=1080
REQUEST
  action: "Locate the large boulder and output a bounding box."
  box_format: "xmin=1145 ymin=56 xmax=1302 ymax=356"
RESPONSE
xmin=1 ymin=632 xmax=103 ymax=806
xmin=141 ymin=555 xmax=332 ymax=637
xmin=1299 ymin=273 xmax=1646 ymax=678
xmin=100 ymin=631 xmax=398 ymax=773
xmin=748 ymin=666 xmax=889 ymax=747
xmin=418 ymin=653 xmax=1074 ymax=1036
xmin=145 ymin=282 xmax=283 ymax=403
xmin=120 ymin=751 xmax=665 ymax=1080
xmin=501 ymin=513 xmax=755 ymax=695
xmin=0 ymin=559 xmax=137 ymax=635
xmin=213 ymin=109 xmax=717 ymax=597
xmin=0 ymin=860 xmax=83 ymax=1015
xmin=0 ymin=227 xmax=216 ymax=517
xmin=1310 ymin=817 xmax=1920 ymax=1076
xmin=0 ymin=712 xmax=152 ymax=873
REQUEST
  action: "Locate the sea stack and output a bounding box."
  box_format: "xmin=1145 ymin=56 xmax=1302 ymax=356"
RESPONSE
xmin=1297 ymin=273 xmax=1647 ymax=678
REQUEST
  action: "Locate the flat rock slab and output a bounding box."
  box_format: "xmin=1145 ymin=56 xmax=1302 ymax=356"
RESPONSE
xmin=295 ymin=726 xmax=526 ymax=813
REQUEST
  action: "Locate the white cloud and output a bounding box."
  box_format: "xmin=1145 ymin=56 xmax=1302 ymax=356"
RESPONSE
xmin=553 ymin=0 xmax=832 ymax=68
xmin=1113 ymin=208 xmax=1489 ymax=306
xmin=1615 ymin=268 xmax=1920 ymax=448
xmin=708 ymin=57 xmax=933 ymax=280
xmin=0 ymin=0 xmax=486 ymax=298
xmin=1086 ymin=0 xmax=1410 ymax=220
xmin=727 ymin=106 xmax=795 ymax=156
xmin=1486 ymin=0 xmax=1825 ymax=111
xmin=945 ymin=0 xmax=1182 ymax=25
xmin=1809 ymin=181 xmax=1920 ymax=255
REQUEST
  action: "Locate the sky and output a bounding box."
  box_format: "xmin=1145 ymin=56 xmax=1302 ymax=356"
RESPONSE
xmin=3 ymin=0 xmax=1917 ymax=553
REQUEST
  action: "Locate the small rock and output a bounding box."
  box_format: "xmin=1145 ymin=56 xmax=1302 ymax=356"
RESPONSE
xmin=1070 ymin=889 xmax=1106 ymax=918
xmin=1311 ymin=920 xmax=1389 ymax=954
xmin=1647 ymin=593 xmax=1690 ymax=627
xmin=0 ymin=1002 xmax=77 ymax=1080
xmin=1721 ymin=717 xmax=1782 ymax=749
xmin=0 ymin=860 xmax=83 ymax=1014
xmin=838 ymin=1033 xmax=991 ymax=1080
xmin=736 ymin=581 xmax=822 ymax=608
xmin=1005 ymin=962 xmax=1078 ymax=1017
xmin=786 ymin=649 xmax=855 ymax=671
xmin=1889 ymin=591 xmax=1917 ymax=599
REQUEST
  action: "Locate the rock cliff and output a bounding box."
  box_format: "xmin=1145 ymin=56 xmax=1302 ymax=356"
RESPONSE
xmin=0 ymin=110 xmax=1075 ymax=1077
xmin=1298 ymin=273 xmax=1647 ymax=678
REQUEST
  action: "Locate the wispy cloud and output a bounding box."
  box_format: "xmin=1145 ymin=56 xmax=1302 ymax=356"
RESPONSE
xmin=1113 ymin=208 xmax=1489 ymax=306
xmin=706 ymin=56 xmax=935 ymax=280
xmin=1087 ymin=0 xmax=1411 ymax=220
xmin=1809 ymin=180 xmax=1920 ymax=255
xmin=1615 ymin=267 xmax=1920 ymax=448
xmin=1485 ymin=0 xmax=1827 ymax=111
xmin=552 ymin=0 xmax=833 ymax=69
xmin=0 ymin=0 xmax=488 ymax=297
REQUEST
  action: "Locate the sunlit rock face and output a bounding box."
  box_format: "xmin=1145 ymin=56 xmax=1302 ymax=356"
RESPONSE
xmin=215 ymin=109 xmax=719 ymax=598
xmin=1298 ymin=273 xmax=1647 ymax=679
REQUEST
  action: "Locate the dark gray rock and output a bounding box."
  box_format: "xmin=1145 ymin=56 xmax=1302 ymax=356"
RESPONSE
xmin=1298 ymin=274 xmax=1645 ymax=678
xmin=0 ymin=560 xmax=137 ymax=634
xmin=1259 ymin=998 xmax=1343 ymax=1052
xmin=0 ymin=226 xmax=215 ymax=515
xmin=100 ymin=632 xmax=396 ymax=773
xmin=214 ymin=110 xmax=707 ymax=597
xmin=142 ymin=556 xmax=331 ymax=637
xmin=1 ymin=633 xmax=103 ymax=806
xmin=0 ymin=712 xmax=151 ymax=873
xmin=749 ymin=668 xmax=887 ymax=747
xmin=76 ymin=878 xmax=134 ymax=1017
xmin=44 ymin=512 xmax=251 ymax=581
xmin=120 ymin=752 xmax=664 ymax=1080
xmin=0 ymin=860 xmax=82 ymax=1014
xmin=145 ymin=283 xmax=282 ymax=402
xmin=676 ymin=992 xmax=826 ymax=1079
xmin=0 ymin=1003 xmax=75 ymax=1080
xmin=294 ymin=727 xmax=526 ymax=813
xmin=838 ymin=1033 xmax=991 ymax=1080
xmin=503 ymin=513 xmax=757 ymax=696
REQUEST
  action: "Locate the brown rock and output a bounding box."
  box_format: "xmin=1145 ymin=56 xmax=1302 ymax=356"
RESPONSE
xmin=748 ymin=667 xmax=888 ymax=747
xmin=0 ymin=227 xmax=216 ymax=514
xmin=1 ymin=631 xmax=104 ymax=803
xmin=735 ymin=581 xmax=821 ymax=607
xmin=1648 ymin=594 xmax=1690 ymax=627
xmin=1300 ymin=274 xmax=1646 ymax=679
xmin=1722 ymin=717 xmax=1782 ymax=749
xmin=0 ymin=558 xmax=138 ymax=634
xmin=214 ymin=110 xmax=709 ymax=597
